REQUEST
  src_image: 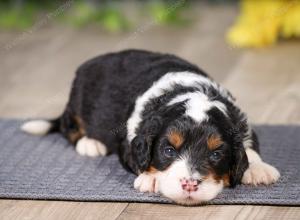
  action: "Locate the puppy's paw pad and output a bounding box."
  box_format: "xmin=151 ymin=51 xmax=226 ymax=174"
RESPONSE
xmin=242 ymin=162 xmax=280 ymax=185
xmin=134 ymin=173 xmax=158 ymax=193
xmin=76 ymin=136 xmax=107 ymax=157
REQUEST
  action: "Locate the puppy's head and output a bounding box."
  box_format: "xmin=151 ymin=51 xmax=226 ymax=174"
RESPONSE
xmin=131 ymin=112 xmax=248 ymax=205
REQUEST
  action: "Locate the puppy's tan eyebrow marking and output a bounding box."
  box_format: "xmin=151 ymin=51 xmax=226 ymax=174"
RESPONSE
xmin=207 ymin=134 xmax=223 ymax=150
xmin=167 ymin=131 xmax=184 ymax=149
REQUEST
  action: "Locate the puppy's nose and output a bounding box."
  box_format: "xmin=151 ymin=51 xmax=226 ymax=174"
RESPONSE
xmin=180 ymin=178 xmax=201 ymax=192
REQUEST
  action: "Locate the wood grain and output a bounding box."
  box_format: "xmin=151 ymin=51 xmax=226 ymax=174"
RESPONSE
xmin=0 ymin=200 xmax=128 ymax=220
xmin=223 ymin=43 xmax=300 ymax=124
xmin=117 ymin=204 xmax=300 ymax=220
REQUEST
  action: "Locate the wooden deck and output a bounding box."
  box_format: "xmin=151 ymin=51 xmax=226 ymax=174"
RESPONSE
xmin=0 ymin=4 xmax=299 ymax=220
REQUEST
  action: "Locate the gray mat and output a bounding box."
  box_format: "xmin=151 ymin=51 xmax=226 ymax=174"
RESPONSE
xmin=0 ymin=119 xmax=299 ymax=205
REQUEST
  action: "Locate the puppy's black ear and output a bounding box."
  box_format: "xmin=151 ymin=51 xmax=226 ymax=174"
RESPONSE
xmin=208 ymin=107 xmax=249 ymax=186
xmin=131 ymin=116 xmax=163 ymax=173
xmin=131 ymin=135 xmax=153 ymax=172
xmin=229 ymin=135 xmax=249 ymax=186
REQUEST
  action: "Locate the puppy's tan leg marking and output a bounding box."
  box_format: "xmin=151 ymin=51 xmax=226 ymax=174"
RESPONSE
xmin=134 ymin=172 xmax=159 ymax=193
xmin=76 ymin=136 xmax=107 ymax=157
xmin=242 ymin=148 xmax=280 ymax=185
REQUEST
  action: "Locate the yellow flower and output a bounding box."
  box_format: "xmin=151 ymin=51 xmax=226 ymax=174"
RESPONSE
xmin=227 ymin=0 xmax=300 ymax=48
xmin=281 ymin=3 xmax=300 ymax=38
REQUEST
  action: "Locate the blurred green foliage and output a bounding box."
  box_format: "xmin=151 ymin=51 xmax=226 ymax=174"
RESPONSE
xmin=148 ymin=1 xmax=189 ymax=26
xmin=0 ymin=3 xmax=36 ymax=29
xmin=97 ymin=7 xmax=131 ymax=32
xmin=0 ymin=0 xmax=190 ymax=32
xmin=63 ymin=1 xmax=131 ymax=32
xmin=0 ymin=0 xmax=62 ymax=29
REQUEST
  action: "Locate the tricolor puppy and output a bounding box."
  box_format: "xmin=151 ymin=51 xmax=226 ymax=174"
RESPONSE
xmin=22 ymin=50 xmax=280 ymax=205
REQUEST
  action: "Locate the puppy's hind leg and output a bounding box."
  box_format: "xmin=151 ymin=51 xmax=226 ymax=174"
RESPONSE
xmin=76 ymin=136 xmax=108 ymax=157
xmin=58 ymin=110 xmax=108 ymax=157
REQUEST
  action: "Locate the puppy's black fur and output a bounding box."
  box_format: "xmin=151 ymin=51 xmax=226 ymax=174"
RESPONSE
xmin=39 ymin=49 xmax=259 ymax=186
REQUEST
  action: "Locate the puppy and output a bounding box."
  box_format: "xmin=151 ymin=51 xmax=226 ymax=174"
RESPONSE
xmin=22 ymin=49 xmax=280 ymax=205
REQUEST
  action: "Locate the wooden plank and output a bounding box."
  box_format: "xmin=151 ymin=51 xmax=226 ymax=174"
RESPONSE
xmin=223 ymin=42 xmax=300 ymax=124
xmin=117 ymin=204 xmax=300 ymax=220
xmin=0 ymin=200 xmax=128 ymax=220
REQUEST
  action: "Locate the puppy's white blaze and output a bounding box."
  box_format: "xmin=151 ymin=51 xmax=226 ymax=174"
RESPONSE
xmin=126 ymin=71 xmax=231 ymax=142
xmin=156 ymin=158 xmax=224 ymax=205
xmin=167 ymin=92 xmax=227 ymax=122
xmin=21 ymin=120 xmax=52 ymax=135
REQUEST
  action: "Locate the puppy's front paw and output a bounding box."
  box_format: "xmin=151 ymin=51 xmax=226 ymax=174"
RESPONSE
xmin=242 ymin=162 xmax=280 ymax=186
xmin=134 ymin=173 xmax=158 ymax=193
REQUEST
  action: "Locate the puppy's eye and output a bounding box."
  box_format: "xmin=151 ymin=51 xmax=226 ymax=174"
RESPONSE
xmin=209 ymin=151 xmax=222 ymax=161
xmin=164 ymin=146 xmax=177 ymax=158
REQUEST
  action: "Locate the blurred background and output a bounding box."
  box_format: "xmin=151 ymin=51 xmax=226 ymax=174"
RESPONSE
xmin=0 ymin=0 xmax=300 ymax=124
